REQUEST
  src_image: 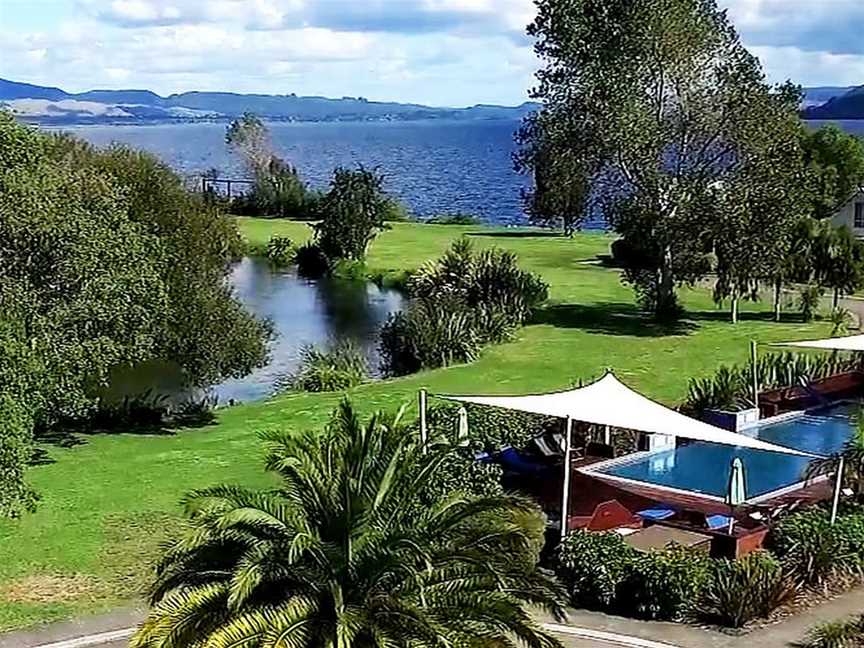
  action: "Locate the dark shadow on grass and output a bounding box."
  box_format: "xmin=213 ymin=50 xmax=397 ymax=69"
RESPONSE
xmin=533 ymin=302 xmax=698 ymax=337
xmin=28 ymin=447 xmax=56 ymax=466
xmin=465 ymin=230 xmax=562 ymax=239
xmin=34 ymin=414 xmax=218 ymax=450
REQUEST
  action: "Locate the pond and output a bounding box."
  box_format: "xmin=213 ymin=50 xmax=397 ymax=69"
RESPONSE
xmin=213 ymin=257 xmax=404 ymax=403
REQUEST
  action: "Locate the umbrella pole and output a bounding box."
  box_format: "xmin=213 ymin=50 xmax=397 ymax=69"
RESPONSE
xmin=419 ymin=388 xmax=428 ymax=454
xmin=831 ymin=455 xmax=846 ymax=525
xmin=560 ymin=416 xmax=573 ymax=541
xmin=750 ymin=340 xmax=759 ymax=416
xmin=727 ymin=507 xmax=735 ymax=535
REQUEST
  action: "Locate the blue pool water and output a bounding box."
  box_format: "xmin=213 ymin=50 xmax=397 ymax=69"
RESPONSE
xmin=597 ymin=403 xmax=857 ymax=499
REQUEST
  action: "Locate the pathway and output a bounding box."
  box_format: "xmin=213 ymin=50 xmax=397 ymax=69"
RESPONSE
xmin=4 ymin=586 xmax=863 ymax=648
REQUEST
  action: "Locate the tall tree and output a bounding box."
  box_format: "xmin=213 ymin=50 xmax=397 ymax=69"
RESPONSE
xmin=711 ymin=84 xmax=810 ymax=323
xmin=801 ymin=124 xmax=864 ymax=220
xmin=812 ymin=222 xmax=864 ymax=308
xmin=516 ymin=112 xmax=591 ymax=236
xmin=315 ymin=167 xmax=389 ymax=261
xmin=225 ymin=112 xmax=272 ymax=175
xmin=523 ymin=0 xmax=806 ymax=320
xmin=131 ymin=400 xmax=565 ymax=648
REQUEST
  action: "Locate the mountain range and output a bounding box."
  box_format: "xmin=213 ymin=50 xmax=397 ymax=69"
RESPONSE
xmin=0 ymin=78 xmax=538 ymax=124
xmin=2 ymin=78 xmax=863 ymax=124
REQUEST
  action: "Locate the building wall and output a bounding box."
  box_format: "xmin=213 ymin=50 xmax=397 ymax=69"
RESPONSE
xmin=831 ymin=189 xmax=864 ymax=235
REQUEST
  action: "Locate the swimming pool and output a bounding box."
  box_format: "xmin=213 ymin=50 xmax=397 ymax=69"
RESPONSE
xmin=592 ymin=402 xmax=857 ymax=500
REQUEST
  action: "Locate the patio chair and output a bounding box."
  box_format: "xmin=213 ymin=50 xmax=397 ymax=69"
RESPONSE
xmin=568 ymin=499 xmax=641 ymax=533
xmin=534 ymin=434 xmax=562 ymax=457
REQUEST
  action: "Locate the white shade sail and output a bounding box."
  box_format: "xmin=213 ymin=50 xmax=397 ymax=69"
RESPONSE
xmin=770 ymin=334 xmax=864 ymax=352
xmin=438 ymin=372 xmax=817 ymax=458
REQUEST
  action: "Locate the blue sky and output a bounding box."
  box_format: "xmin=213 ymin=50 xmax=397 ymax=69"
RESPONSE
xmin=1 ymin=0 xmax=863 ymax=106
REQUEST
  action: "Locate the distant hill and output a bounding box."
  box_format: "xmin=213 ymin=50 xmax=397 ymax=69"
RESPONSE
xmin=801 ymin=86 xmax=854 ymax=108
xmin=805 ymin=86 xmax=864 ymax=120
xmin=0 ymin=77 xmax=538 ymax=124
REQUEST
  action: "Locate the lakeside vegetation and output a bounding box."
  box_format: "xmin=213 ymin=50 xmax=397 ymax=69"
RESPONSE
xmin=0 ymin=215 xmax=832 ymax=631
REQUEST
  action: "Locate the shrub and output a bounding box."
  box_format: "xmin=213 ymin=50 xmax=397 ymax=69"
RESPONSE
xmin=331 ymin=259 xmax=368 ymax=281
xmin=693 ymin=551 xmax=795 ymax=628
xmin=265 ymin=235 xmax=294 ymax=266
xmin=295 ymin=242 xmax=331 ymax=278
xmin=290 ymin=341 xmax=367 ymax=392
xmin=616 ymin=546 xmax=711 ymax=621
xmin=799 ymin=284 xmax=824 ymax=322
xmin=382 ymin=197 xmax=411 ymax=222
xmin=683 ymin=351 xmax=861 ymax=417
xmin=557 ymin=531 xmax=637 ymax=609
xmin=381 ymin=239 xmax=548 ymax=376
xmin=426 ymin=213 xmax=481 ymax=225
xmin=769 ymin=508 xmax=858 ymax=588
xmin=379 ymin=296 xmax=480 ymax=376
xmin=805 ymin=616 xmax=864 ymax=648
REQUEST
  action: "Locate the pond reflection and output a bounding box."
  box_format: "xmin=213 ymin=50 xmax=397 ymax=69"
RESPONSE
xmin=213 ymin=257 xmax=404 ymax=403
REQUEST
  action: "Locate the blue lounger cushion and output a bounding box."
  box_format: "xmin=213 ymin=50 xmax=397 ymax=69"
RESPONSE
xmin=636 ymin=507 xmax=676 ymax=521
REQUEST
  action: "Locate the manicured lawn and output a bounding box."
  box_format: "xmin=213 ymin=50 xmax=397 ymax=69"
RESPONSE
xmin=0 ymin=218 xmax=827 ymax=631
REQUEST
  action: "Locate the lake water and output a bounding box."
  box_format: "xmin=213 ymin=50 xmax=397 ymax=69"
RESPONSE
xmin=62 ymin=119 xmax=864 ymax=228
xmin=213 ymin=257 xmax=404 ymax=403
xmin=64 ymin=120 xmax=532 ymax=225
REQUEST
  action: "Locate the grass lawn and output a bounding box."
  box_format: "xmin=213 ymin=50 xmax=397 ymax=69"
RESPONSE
xmin=0 ymin=218 xmax=828 ymax=631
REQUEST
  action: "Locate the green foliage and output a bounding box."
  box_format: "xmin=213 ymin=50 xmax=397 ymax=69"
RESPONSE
xmin=295 ymin=241 xmax=331 ymax=278
xmin=693 ymin=552 xmax=794 ymax=628
xmin=683 ymin=351 xmax=861 ymax=417
xmin=0 ymin=111 xmax=270 ymax=512
xmin=523 ymin=0 xmax=806 ymax=320
xmin=425 ymin=402 xmax=558 ymax=455
xmin=314 ymin=166 xmax=389 ymax=261
xmin=379 ymin=296 xmax=481 ymax=376
xmin=264 ymin=235 xmax=294 ymax=267
xmin=617 ymin=546 xmax=711 ymax=621
xmin=805 ymin=616 xmax=864 ymax=648
xmin=382 ymin=197 xmax=411 ymax=222
xmin=380 ymin=239 xmax=549 ymax=376
xmin=807 ymin=409 xmax=864 ymax=496
xmin=425 ymin=213 xmax=481 ymax=225
xmin=801 ymin=124 xmax=864 ymax=220
xmin=812 ymin=224 xmax=864 ymax=306
xmin=516 ymin=112 xmax=590 ymax=235
xmin=557 ymin=531 xmax=637 ymax=609
xmin=244 ymin=157 xmax=311 ymax=219
xmin=131 ymin=399 xmax=566 ymax=648
xmin=768 ymin=508 xmax=863 ymax=588
xmin=289 ymin=341 xmax=367 ymax=392
xmin=557 ymin=533 xmax=710 ymax=622
xmin=799 ymin=284 xmax=825 ymax=322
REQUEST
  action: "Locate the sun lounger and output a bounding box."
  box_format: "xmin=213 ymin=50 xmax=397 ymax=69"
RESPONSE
xmin=636 ymin=506 xmax=677 ymax=521
xmin=706 ymin=514 xmax=732 ymax=530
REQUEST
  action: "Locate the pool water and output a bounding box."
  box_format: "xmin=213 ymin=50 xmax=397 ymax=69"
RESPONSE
xmin=596 ymin=403 xmax=857 ymax=499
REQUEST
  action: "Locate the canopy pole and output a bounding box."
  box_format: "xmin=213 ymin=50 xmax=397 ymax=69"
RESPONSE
xmin=750 ymin=340 xmax=759 ymax=416
xmin=831 ymin=455 xmax=846 ymax=525
xmin=560 ymin=416 xmax=573 ymax=541
xmin=419 ymin=388 xmax=428 ymax=454
xmin=603 ymin=425 xmax=611 ymax=446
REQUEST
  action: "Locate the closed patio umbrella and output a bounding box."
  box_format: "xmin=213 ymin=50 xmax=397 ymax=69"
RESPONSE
xmin=457 ymin=406 xmax=469 ymax=446
xmin=725 ymin=457 xmax=747 ymax=533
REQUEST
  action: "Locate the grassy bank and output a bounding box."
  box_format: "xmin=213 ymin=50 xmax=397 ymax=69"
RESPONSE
xmin=0 ymin=218 xmax=826 ymax=631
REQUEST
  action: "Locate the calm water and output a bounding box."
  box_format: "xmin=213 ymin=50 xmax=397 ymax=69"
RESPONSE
xmin=64 ymin=120 xmax=532 ymax=225
xmin=213 ymin=257 xmax=403 ymax=403
xmin=599 ymin=402 xmax=855 ymax=498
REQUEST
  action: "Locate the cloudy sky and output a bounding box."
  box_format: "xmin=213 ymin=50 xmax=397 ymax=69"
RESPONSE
xmin=1 ymin=0 xmax=863 ymax=107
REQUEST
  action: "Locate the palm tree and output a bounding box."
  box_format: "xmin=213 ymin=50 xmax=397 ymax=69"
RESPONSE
xmin=806 ymin=407 xmax=864 ymax=496
xmin=131 ymin=400 xmax=566 ymax=648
